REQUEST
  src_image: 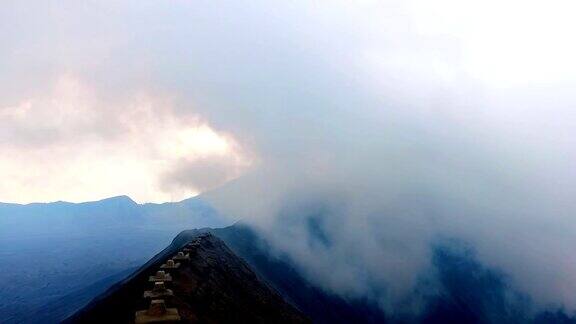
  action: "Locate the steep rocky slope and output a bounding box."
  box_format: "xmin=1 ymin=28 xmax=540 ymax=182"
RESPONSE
xmin=66 ymin=231 xmax=308 ymax=323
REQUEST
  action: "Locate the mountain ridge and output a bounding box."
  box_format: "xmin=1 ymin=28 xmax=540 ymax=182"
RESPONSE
xmin=66 ymin=230 xmax=309 ymax=323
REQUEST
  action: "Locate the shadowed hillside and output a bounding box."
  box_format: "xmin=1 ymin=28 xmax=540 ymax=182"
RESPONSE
xmin=66 ymin=231 xmax=308 ymax=323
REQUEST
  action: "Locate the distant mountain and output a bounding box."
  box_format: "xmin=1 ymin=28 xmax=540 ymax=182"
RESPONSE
xmin=66 ymin=232 xmax=309 ymax=323
xmin=0 ymin=195 xmax=230 ymax=324
xmin=0 ymin=195 xmax=227 ymax=238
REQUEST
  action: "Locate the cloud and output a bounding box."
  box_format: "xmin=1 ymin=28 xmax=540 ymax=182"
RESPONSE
xmin=0 ymin=75 xmax=252 ymax=203
xmin=161 ymin=150 xmax=253 ymax=194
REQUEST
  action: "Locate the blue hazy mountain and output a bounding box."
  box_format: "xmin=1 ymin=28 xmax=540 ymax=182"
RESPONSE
xmin=0 ymin=195 xmax=229 ymax=323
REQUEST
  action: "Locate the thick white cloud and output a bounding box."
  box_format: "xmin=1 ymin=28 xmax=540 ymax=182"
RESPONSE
xmin=0 ymin=75 xmax=252 ymax=203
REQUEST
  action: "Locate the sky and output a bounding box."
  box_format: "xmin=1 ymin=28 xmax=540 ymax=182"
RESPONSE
xmin=2 ymin=0 xmax=575 ymax=204
xmin=2 ymin=0 xmax=576 ymax=315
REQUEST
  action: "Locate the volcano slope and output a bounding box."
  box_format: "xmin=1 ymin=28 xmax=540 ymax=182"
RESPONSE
xmin=66 ymin=231 xmax=308 ymax=323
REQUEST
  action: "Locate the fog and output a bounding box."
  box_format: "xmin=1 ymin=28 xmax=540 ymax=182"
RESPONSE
xmin=2 ymin=0 xmax=576 ymax=317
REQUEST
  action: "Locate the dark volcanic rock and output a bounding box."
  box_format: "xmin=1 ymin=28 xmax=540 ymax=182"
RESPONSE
xmin=66 ymin=231 xmax=308 ymax=323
